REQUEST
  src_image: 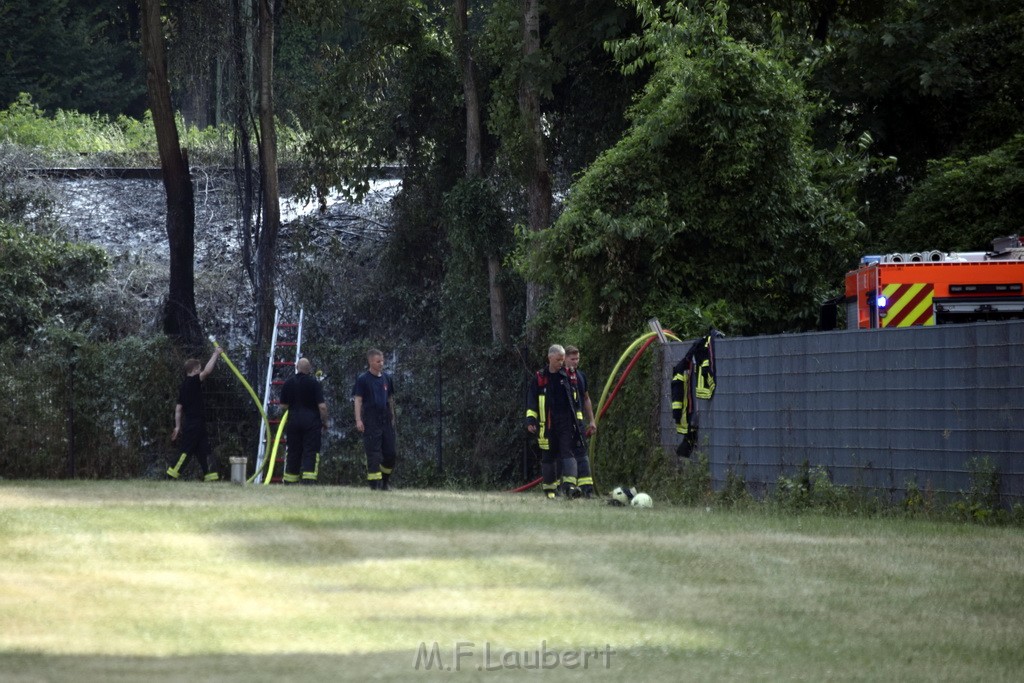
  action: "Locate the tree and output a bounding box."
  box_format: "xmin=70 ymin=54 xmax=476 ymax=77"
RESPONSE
xmin=890 ymin=134 xmax=1024 ymax=252
xmin=518 ymin=0 xmax=552 ymax=336
xmin=254 ymin=0 xmax=282 ymax=356
xmin=811 ymin=0 xmax=1024 ymax=249
xmin=454 ymin=0 xmax=508 ymax=346
xmin=530 ymin=1 xmax=862 ymax=339
xmin=0 ymin=0 xmax=146 ymax=117
xmin=281 ymin=0 xmax=463 ymax=341
xmin=140 ymin=0 xmax=204 ymax=350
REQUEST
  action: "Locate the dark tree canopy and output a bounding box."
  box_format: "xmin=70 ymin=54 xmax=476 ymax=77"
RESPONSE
xmin=0 ymin=0 xmax=146 ymax=117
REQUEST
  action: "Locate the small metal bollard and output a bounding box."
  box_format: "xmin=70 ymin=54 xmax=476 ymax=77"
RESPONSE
xmin=229 ymin=457 xmax=248 ymax=484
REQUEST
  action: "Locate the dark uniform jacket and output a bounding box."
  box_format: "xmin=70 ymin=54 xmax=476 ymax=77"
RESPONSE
xmin=525 ymin=367 xmax=578 ymax=451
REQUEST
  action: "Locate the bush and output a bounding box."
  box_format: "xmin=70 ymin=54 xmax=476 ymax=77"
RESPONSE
xmin=772 ymin=462 xmax=883 ymax=516
xmin=675 ymin=450 xmax=713 ymax=505
xmin=0 ymin=333 xmax=181 ymax=479
xmin=951 ymin=456 xmax=1003 ymax=524
xmin=716 ymin=466 xmax=752 ymax=508
xmin=0 ymin=220 xmax=108 ymax=343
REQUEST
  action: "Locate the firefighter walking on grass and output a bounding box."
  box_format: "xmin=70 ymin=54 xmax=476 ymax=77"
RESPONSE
xmin=525 ymin=344 xmax=583 ymax=499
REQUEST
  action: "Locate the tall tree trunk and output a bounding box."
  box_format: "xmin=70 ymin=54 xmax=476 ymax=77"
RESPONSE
xmin=811 ymin=0 xmax=839 ymax=43
xmin=455 ymin=0 xmax=509 ymax=346
xmin=230 ymin=0 xmax=264 ymax=382
xmin=519 ymin=0 xmax=551 ymax=339
xmin=456 ymin=0 xmax=482 ymax=179
xmin=231 ymin=0 xmax=256 ymax=293
xmin=255 ymin=0 xmax=280 ymax=352
xmin=140 ymin=0 xmax=203 ymax=350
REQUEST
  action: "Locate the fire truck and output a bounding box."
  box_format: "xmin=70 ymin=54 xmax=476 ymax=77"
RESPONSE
xmin=843 ymin=235 xmax=1024 ymax=329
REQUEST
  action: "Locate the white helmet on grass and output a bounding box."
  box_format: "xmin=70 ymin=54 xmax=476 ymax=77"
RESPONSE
xmin=609 ymin=486 xmax=637 ymax=506
xmin=631 ymin=492 xmax=653 ymax=508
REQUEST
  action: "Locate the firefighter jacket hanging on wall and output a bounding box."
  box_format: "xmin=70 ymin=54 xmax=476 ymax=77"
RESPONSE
xmin=671 ymin=330 xmax=719 ymax=458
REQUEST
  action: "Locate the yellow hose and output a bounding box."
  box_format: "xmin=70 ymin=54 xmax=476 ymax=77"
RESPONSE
xmin=212 ymin=340 xmax=270 ymax=429
xmin=589 ymin=329 xmax=680 ymax=482
xmin=263 ymin=410 xmax=288 ymax=485
xmin=210 ymin=339 xmax=275 ymax=485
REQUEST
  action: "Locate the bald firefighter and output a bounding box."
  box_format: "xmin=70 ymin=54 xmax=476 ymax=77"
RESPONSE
xmin=526 ymin=344 xmax=583 ymax=499
xmin=280 ymin=357 xmax=329 ymax=484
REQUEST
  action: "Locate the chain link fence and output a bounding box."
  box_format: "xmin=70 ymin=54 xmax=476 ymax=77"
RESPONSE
xmin=0 ymin=335 xmax=533 ymax=489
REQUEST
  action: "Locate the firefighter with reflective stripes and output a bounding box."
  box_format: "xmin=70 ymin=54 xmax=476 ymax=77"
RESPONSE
xmin=525 ymin=344 xmax=582 ymax=499
xmin=168 ymin=347 xmax=223 ymax=481
xmin=564 ymin=345 xmax=597 ymax=498
xmin=352 ymin=348 xmax=398 ymax=490
xmin=280 ymin=357 xmax=328 ymax=484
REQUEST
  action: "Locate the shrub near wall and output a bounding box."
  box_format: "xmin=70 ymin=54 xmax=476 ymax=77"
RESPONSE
xmin=0 ymin=334 xmax=181 ymax=479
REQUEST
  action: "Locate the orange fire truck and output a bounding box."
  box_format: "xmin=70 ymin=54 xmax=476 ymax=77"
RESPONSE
xmin=844 ymin=235 xmax=1024 ymax=329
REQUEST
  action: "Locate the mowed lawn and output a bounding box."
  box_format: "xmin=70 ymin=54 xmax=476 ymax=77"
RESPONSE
xmin=1 ymin=482 xmax=1022 ymax=682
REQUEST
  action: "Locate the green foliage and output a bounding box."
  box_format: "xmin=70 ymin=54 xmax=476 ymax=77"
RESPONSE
xmin=902 ymin=477 xmax=936 ymax=517
xmin=716 ymin=465 xmax=752 ymax=508
xmin=772 ymin=461 xmax=882 ymax=515
xmin=950 ymin=456 xmax=1003 ymax=524
xmin=0 ymin=94 xmax=304 ymax=167
xmin=529 ymin=1 xmax=862 ymax=339
xmin=0 ymin=334 xmax=180 ymax=479
xmin=440 ymin=177 xmax=515 ymax=345
xmin=818 ymin=0 xmax=1024 ymax=164
xmin=889 ymin=134 xmax=1024 ymax=252
xmin=0 ymin=94 xmax=135 ymax=157
xmin=815 ymin=0 xmax=1024 ymax=249
xmin=588 ymin=350 xmax=662 ymax=492
xmin=477 ymin=0 xmax=536 ymax=184
xmin=0 ymin=220 xmax=108 ymax=342
xmin=286 ymin=0 xmax=459 ymax=203
xmin=752 ymin=458 xmax=1024 ymax=524
xmin=0 ymin=0 xmax=146 ymax=117
xmin=773 ymin=461 xmax=813 ymax=512
xmin=675 ymin=450 xmax=713 ymax=505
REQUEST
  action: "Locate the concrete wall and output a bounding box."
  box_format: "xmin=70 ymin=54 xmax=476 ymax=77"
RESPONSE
xmin=659 ymin=320 xmax=1024 ymax=503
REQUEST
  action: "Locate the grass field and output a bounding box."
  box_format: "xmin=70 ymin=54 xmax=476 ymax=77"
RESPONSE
xmin=1 ymin=481 xmax=1022 ymax=682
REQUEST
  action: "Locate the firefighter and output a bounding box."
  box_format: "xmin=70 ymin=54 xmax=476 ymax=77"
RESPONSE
xmin=352 ymin=348 xmax=398 ymax=490
xmin=168 ymin=347 xmax=223 ymax=481
xmin=564 ymin=345 xmax=598 ymax=498
xmin=525 ymin=344 xmax=582 ymax=499
xmin=280 ymin=357 xmax=329 ymax=484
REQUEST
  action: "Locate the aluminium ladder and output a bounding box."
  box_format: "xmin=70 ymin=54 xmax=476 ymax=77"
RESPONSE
xmin=253 ymin=308 xmax=304 ymax=482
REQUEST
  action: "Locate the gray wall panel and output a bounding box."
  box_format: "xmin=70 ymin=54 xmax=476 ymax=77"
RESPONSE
xmin=660 ymin=320 xmax=1024 ymax=503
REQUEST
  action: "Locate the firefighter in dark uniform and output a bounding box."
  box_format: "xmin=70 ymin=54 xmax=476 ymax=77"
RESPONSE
xmin=565 ymin=345 xmax=598 ymax=498
xmin=168 ymin=347 xmax=223 ymax=481
xmin=280 ymin=357 xmax=329 ymax=484
xmin=525 ymin=344 xmax=582 ymax=499
xmin=352 ymin=348 xmax=398 ymax=490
